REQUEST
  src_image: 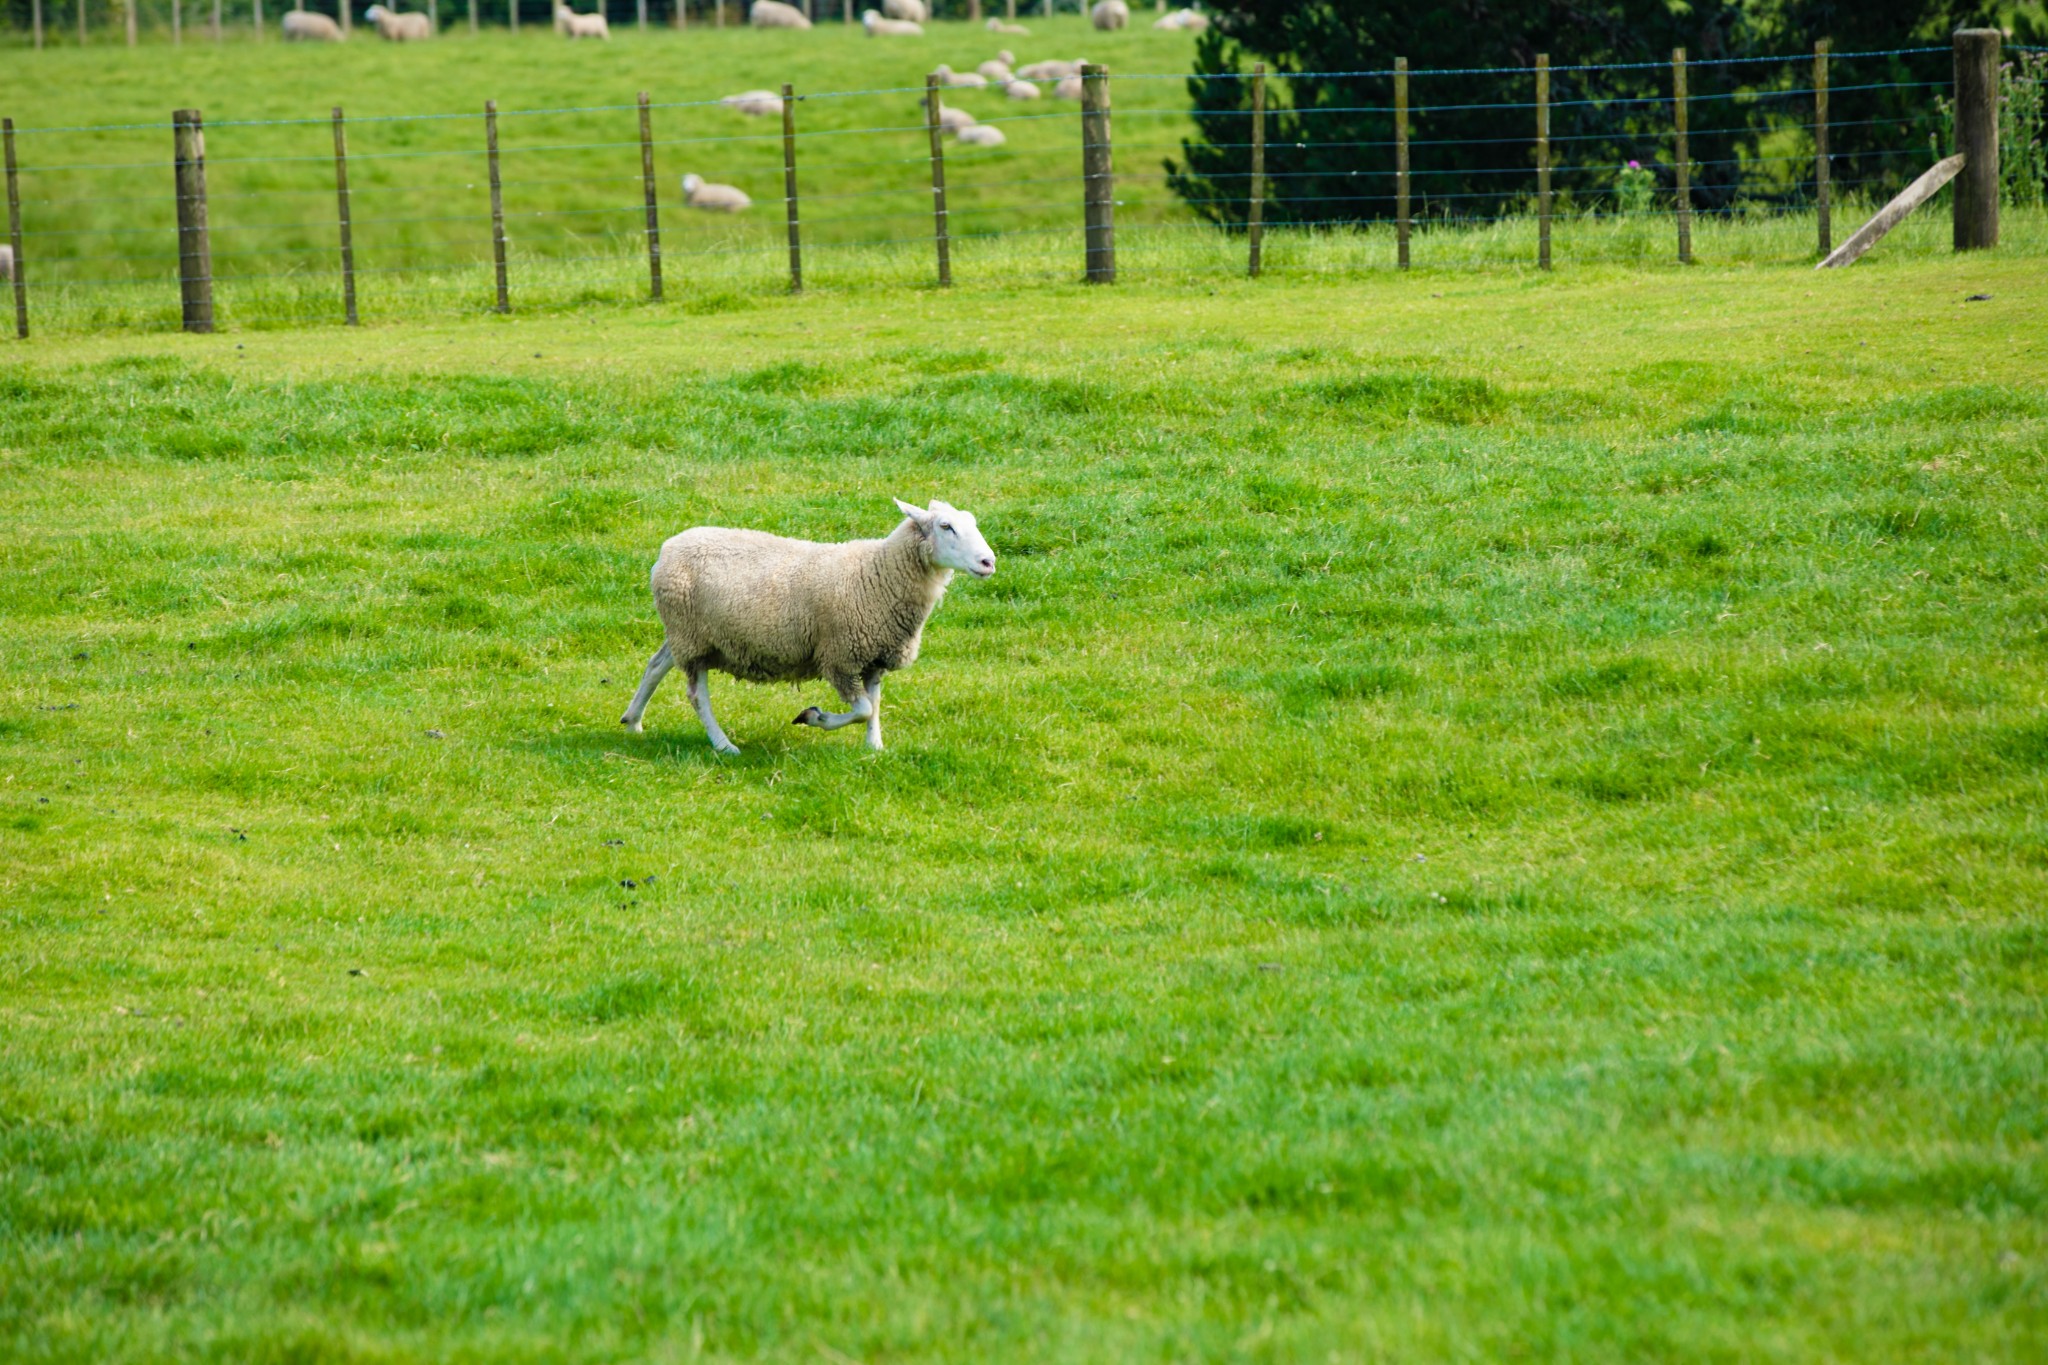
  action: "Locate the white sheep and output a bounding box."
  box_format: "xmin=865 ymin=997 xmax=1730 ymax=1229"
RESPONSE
xmin=933 ymin=64 xmax=988 ymax=88
xmin=362 ymin=4 xmax=432 ymax=39
xmin=1152 ymin=7 xmax=1207 ymax=29
xmin=1053 ymin=72 xmax=1084 ymax=100
xmin=955 ymin=123 xmax=1007 ymax=146
xmin=1015 ymin=57 xmax=1083 ymax=80
xmin=861 ymin=8 xmax=921 ymax=34
xmin=931 ymin=100 xmax=978 ymax=134
xmin=0 ymin=245 xmax=12 ymax=282
xmin=721 ymin=89 xmax=785 ymax=117
xmin=984 ymin=15 xmax=1027 ymax=33
xmin=553 ymin=2 xmax=609 ymax=36
xmin=621 ymin=499 xmax=996 ymax=754
xmin=1004 ymin=78 xmax=1041 ymax=100
xmin=749 ymin=0 xmax=812 ymax=27
xmin=977 ymin=55 xmax=1014 ymax=83
xmin=882 ymin=0 xmax=925 ymax=20
xmin=681 ymin=173 xmax=752 ymax=211
xmin=280 ymin=9 xmax=343 ymax=38
xmin=1090 ymin=0 xmax=1127 ymax=29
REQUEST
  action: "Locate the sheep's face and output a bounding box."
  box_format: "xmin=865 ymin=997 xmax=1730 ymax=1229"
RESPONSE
xmin=896 ymin=498 xmax=995 ymax=578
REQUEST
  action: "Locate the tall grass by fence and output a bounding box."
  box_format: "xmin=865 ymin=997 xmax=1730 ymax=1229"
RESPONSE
xmin=3 ymin=33 xmax=2042 ymax=337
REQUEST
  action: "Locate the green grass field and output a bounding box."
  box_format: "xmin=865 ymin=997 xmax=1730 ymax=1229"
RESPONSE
xmin=3 ymin=240 xmax=2046 ymax=1360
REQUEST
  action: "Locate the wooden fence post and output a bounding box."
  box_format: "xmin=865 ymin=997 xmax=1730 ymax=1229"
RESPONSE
xmin=469 ymin=0 xmax=478 ymax=32
xmin=486 ymin=99 xmax=509 ymax=312
xmin=638 ymin=0 xmax=646 ymax=29
xmin=925 ymin=74 xmax=951 ymax=287
xmin=124 ymin=0 xmax=136 ymax=45
xmin=509 ymin=0 xmax=518 ymax=31
xmin=77 ymin=0 xmax=85 ymax=46
xmin=253 ymin=0 xmax=263 ymax=39
xmin=1673 ymin=47 xmax=1692 ymax=264
xmin=172 ymin=0 xmax=181 ymax=44
xmin=638 ymin=91 xmax=663 ymax=301
xmin=426 ymin=0 xmax=436 ymax=33
xmin=332 ymin=107 xmax=358 ymax=325
xmin=1396 ymin=56 xmax=1410 ymax=270
xmin=1081 ymin=63 xmax=1114 ymax=283
xmin=1953 ymin=28 xmax=2001 ymax=251
xmin=212 ymin=0 xmax=221 ymax=41
xmin=782 ymin=83 xmax=803 ymax=294
xmin=341 ymin=0 xmax=350 ymax=34
xmin=31 ymin=0 xmax=42 ymax=50
xmin=173 ymin=109 xmax=214 ymax=334
xmin=5 ymin=119 xmax=27 ymax=341
xmin=1535 ymin=53 xmax=1550 ymax=270
xmin=1815 ymin=38 xmax=1830 ymax=256
xmin=1006 ymin=0 xmax=1014 ymax=21
xmin=1247 ymin=63 xmax=1265 ymax=278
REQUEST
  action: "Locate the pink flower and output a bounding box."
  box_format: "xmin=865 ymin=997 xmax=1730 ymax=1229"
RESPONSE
xmin=1627 ymin=159 xmax=1642 ymax=170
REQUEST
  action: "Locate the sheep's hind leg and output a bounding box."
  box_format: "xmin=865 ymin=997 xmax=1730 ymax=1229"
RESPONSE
xmin=863 ymin=675 xmax=884 ymax=752
xmin=689 ymin=668 xmax=741 ymax=756
xmin=620 ymin=642 xmax=673 ymax=733
xmin=793 ymin=674 xmax=873 ymax=740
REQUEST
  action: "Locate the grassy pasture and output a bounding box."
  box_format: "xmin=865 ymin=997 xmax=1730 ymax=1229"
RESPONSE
xmin=2 ymin=251 xmax=2047 ymax=1362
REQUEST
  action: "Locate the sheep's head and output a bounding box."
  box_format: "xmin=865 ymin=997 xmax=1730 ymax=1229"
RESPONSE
xmin=364 ymin=3 xmax=388 ymax=17
xmin=895 ymin=498 xmax=995 ymax=579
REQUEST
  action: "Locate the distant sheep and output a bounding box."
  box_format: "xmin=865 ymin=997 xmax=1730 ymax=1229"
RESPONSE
xmin=955 ymin=123 xmax=1006 ymax=147
xmin=280 ymin=9 xmax=343 ymax=38
xmin=1004 ymin=78 xmax=1041 ymax=100
xmin=931 ymin=100 xmax=978 ymax=134
xmin=933 ymin=64 xmax=988 ymax=88
xmin=681 ymin=173 xmax=752 ymax=211
xmin=1053 ymin=72 xmax=1084 ymax=100
xmin=985 ymin=15 xmax=1027 ymax=33
xmin=1090 ymin=0 xmax=1127 ymax=29
xmin=1015 ymin=57 xmax=1084 ymax=80
xmin=882 ymin=0 xmax=926 ymax=19
xmin=0 ymin=245 xmax=12 ymax=282
xmin=621 ymin=500 xmax=996 ymax=754
xmin=722 ymin=89 xmax=786 ymax=116
xmin=1152 ymin=7 xmax=1207 ymax=29
xmin=861 ymin=8 xmax=921 ymax=34
xmin=978 ymin=55 xmax=1014 ymax=83
xmin=750 ymin=0 xmax=812 ymax=28
xmin=362 ymin=4 xmax=432 ymax=39
xmin=553 ymin=2 xmax=609 ymax=37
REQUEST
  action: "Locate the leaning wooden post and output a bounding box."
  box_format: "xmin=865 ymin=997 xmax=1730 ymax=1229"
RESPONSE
xmin=638 ymin=91 xmax=663 ymax=301
xmin=1247 ymin=64 xmax=1265 ymax=278
xmin=332 ymin=107 xmax=358 ymax=325
xmin=5 ymin=119 xmax=27 ymax=341
xmin=1673 ymin=47 xmax=1692 ymax=264
xmin=781 ymin=83 xmax=802 ymax=294
xmin=1395 ymin=56 xmax=1410 ymax=269
xmin=486 ymin=99 xmax=509 ymax=312
xmin=172 ymin=109 xmax=214 ymax=334
xmin=1814 ymin=39 xmax=1830 ymax=256
xmin=1953 ymin=28 xmax=2001 ymax=251
xmin=924 ymin=74 xmax=951 ymax=287
xmin=1535 ymin=53 xmax=1550 ymax=270
xmin=1081 ymin=62 xmax=1115 ymax=283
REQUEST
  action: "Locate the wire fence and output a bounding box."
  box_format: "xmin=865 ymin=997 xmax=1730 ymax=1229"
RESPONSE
xmin=3 ymin=39 xmax=2039 ymax=337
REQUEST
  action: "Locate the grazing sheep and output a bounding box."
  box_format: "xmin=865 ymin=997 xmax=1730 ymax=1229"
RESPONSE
xmin=621 ymin=499 xmax=996 ymax=754
xmin=1004 ymin=78 xmax=1041 ymax=100
xmin=749 ymin=0 xmax=812 ymax=27
xmin=722 ymin=89 xmax=786 ymax=117
xmin=861 ymin=8 xmax=921 ymax=34
xmin=362 ymin=4 xmax=432 ymax=39
xmin=1015 ymin=57 xmax=1084 ymax=80
xmin=1090 ymin=0 xmax=1127 ymax=29
xmin=984 ymin=15 xmax=1027 ymax=33
xmin=931 ymin=100 xmax=978 ymax=134
xmin=1152 ymin=7 xmax=1207 ymax=29
xmin=0 ymin=245 xmax=12 ymax=282
xmin=978 ymin=56 xmax=1014 ymax=83
xmin=933 ymin=64 xmax=988 ymax=88
xmin=881 ymin=0 xmax=925 ymax=19
xmin=553 ymin=2 xmax=609 ymax=37
xmin=280 ymin=9 xmax=344 ymax=38
xmin=1053 ymin=72 xmax=1084 ymax=100
xmin=955 ymin=123 xmax=1007 ymax=147
xmin=681 ymin=173 xmax=752 ymax=211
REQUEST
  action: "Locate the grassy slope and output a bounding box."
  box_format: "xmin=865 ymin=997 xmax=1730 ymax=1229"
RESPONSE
xmin=2 ymin=255 xmax=2046 ymax=1362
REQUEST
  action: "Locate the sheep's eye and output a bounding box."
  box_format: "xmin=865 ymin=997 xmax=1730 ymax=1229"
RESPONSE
xmin=939 ymin=523 xmax=954 ymax=533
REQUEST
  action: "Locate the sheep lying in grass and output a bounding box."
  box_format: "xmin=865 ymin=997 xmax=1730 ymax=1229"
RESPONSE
xmin=931 ymin=100 xmax=978 ymax=134
xmin=883 ymin=0 xmax=926 ymax=19
xmin=933 ymin=64 xmax=988 ymax=88
xmin=862 ymin=9 xmax=922 ymax=35
xmin=681 ymin=173 xmax=751 ymax=211
xmin=281 ymin=9 xmax=344 ymax=38
xmin=554 ymin=2 xmax=609 ymax=37
xmin=1090 ymin=0 xmax=1127 ymax=29
xmin=985 ymin=14 xmax=1027 ymax=33
xmin=750 ymin=0 xmax=812 ymax=28
xmin=621 ymin=499 xmax=996 ymax=754
xmin=1004 ymin=78 xmax=1041 ymax=100
xmin=1016 ymin=57 xmax=1083 ymax=80
xmin=979 ymin=53 xmax=1014 ymax=83
xmin=0 ymin=245 xmax=12 ymax=281
xmin=955 ymin=123 xmax=1007 ymax=147
xmin=1153 ymin=7 xmax=1207 ymax=29
xmin=1053 ymin=73 xmax=1084 ymax=100
xmin=722 ymin=89 xmax=785 ymax=117
xmin=363 ymin=4 xmax=432 ymax=39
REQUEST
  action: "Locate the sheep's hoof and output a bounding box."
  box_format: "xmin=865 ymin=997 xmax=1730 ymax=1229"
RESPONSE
xmin=712 ymin=739 xmax=741 ymax=756
xmin=620 ymin=716 xmax=643 ymax=733
xmin=793 ymin=706 xmax=824 ymax=727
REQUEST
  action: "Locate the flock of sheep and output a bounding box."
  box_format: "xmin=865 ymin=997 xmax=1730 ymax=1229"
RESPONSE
xmin=277 ymin=0 xmax=1203 ymax=41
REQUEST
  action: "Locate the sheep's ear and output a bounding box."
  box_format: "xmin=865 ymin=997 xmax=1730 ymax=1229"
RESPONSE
xmin=893 ymin=497 xmax=932 ymax=527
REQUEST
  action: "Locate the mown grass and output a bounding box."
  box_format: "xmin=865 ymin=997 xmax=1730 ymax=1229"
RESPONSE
xmin=2 ymin=254 xmax=2046 ymax=1362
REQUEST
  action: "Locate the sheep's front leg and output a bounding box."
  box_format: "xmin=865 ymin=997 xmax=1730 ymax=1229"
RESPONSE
xmin=793 ymin=674 xmax=872 ymax=739
xmin=688 ymin=667 xmax=741 ymax=756
xmin=620 ymin=642 xmax=673 ymax=733
xmin=863 ymin=675 xmax=884 ymax=752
